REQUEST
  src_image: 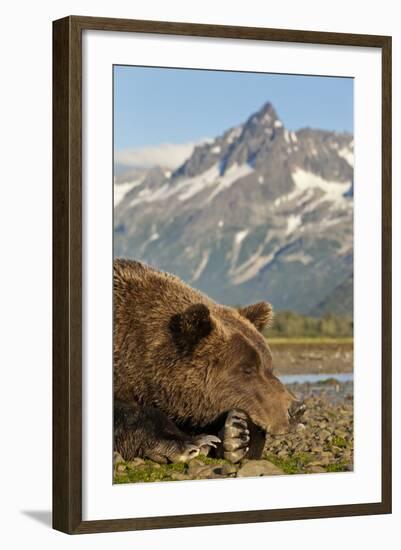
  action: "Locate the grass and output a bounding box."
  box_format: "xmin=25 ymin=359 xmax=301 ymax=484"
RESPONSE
xmin=268 ymin=337 xmax=353 ymax=345
xmin=266 ymin=452 xmax=351 ymax=474
xmin=114 ymin=452 xmax=352 ymax=484
xmin=266 ymin=452 xmax=315 ymax=474
xmin=325 ymin=462 xmax=349 ymax=472
xmin=113 ymin=454 xmax=231 ymax=484
xmin=194 ymin=455 xmax=228 ymax=466
xmin=331 ymin=436 xmax=348 ymax=448
xmin=114 ymin=460 xmax=187 ymax=484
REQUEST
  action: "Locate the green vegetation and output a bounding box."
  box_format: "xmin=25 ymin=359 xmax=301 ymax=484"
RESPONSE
xmin=325 ymin=462 xmax=349 ymax=473
xmin=113 ymin=455 xmax=230 ymax=484
xmin=114 ymin=451 xmax=351 ymax=483
xmin=114 ymin=460 xmax=187 ymax=484
xmin=266 ymin=452 xmax=315 ymax=474
xmin=266 ymin=452 xmax=350 ymax=474
xmin=331 ymin=436 xmax=347 ymax=448
xmin=265 ymin=311 xmax=353 ymax=339
xmin=193 ymin=455 xmax=227 ymax=466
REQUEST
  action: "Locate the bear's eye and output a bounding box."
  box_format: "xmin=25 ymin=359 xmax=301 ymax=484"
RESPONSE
xmin=242 ymin=364 xmax=255 ymax=375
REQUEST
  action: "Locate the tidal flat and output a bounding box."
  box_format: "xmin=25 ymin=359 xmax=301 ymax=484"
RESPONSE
xmin=271 ymin=340 xmax=353 ymax=375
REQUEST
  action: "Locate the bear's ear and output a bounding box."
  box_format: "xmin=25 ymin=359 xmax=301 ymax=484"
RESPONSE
xmin=238 ymin=302 xmax=273 ymax=332
xmin=169 ymin=303 xmax=213 ymax=351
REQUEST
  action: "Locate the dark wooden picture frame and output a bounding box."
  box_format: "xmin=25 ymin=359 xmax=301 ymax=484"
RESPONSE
xmin=53 ymin=15 xmax=392 ymax=534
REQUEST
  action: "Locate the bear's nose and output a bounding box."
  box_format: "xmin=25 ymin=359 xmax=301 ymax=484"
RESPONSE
xmin=289 ymin=399 xmax=306 ymax=419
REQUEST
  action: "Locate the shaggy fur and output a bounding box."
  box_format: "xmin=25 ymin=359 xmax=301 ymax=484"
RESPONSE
xmin=114 ymin=259 xmax=300 ymax=462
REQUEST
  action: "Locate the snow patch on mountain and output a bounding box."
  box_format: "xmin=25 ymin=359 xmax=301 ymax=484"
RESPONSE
xmin=292 ymin=168 xmax=351 ymax=205
xmin=229 ymin=229 xmax=250 ymax=270
xmin=178 ymin=164 xmax=221 ymax=201
xmin=114 ymin=179 xmax=143 ymax=206
xmin=235 ymin=229 xmax=249 ymax=245
xmin=139 ymin=227 xmax=161 ymax=254
xmin=232 ymin=247 xmax=278 ymax=285
xmin=284 ymin=251 xmax=313 ymax=265
xmin=129 ymin=183 xmax=170 ymax=208
xmin=286 ymin=214 xmax=302 ymax=235
xmin=192 ymin=250 xmax=210 ymax=281
xmin=206 ymin=163 xmax=253 ymax=203
xmin=123 ymin=160 xmax=254 ymax=207
xmin=230 ymin=227 xmax=284 ymax=284
xmin=338 ymin=146 xmax=354 ymax=167
xmin=227 ymin=127 xmax=243 ymax=143
xmin=274 ymin=187 xmax=305 ymax=208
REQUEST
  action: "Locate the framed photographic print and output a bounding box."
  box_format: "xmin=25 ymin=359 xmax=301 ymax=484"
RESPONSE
xmin=52 ymin=16 xmax=392 ymax=534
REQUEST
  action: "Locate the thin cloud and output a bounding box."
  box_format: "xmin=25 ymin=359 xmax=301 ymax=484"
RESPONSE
xmin=114 ymin=142 xmax=198 ymax=171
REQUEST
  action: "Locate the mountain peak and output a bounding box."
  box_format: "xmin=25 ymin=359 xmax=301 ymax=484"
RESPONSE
xmin=259 ymin=101 xmax=279 ymax=120
xmin=245 ymin=101 xmax=282 ymax=128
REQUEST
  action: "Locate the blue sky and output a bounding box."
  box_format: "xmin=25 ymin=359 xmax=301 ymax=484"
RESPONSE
xmin=114 ymin=65 xmax=353 ymax=151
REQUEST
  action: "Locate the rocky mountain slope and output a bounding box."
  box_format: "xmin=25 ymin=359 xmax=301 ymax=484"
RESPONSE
xmin=114 ymin=102 xmax=353 ymax=316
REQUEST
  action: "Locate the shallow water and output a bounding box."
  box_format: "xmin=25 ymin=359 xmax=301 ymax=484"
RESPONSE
xmin=279 ymin=372 xmax=353 ymax=385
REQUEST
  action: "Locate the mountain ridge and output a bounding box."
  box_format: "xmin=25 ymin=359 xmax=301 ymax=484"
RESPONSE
xmin=114 ymin=101 xmax=354 ymax=316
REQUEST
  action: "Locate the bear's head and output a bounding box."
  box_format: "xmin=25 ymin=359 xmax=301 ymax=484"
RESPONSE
xmin=168 ymin=301 xmax=304 ymax=435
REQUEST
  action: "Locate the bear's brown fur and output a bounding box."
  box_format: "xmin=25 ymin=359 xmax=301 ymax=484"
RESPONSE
xmin=114 ymin=259 xmax=303 ymax=463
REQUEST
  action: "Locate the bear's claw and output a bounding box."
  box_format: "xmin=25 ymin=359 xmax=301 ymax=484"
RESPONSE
xmin=175 ymin=443 xmax=201 ymax=463
xmin=193 ymin=434 xmax=221 ymax=448
xmin=221 ymin=409 xmax=251 ymax=463
xmin=193 ymin=434 xmax=221 ymax=456
xmin=172 ymin=435 xmax=222 ymax=463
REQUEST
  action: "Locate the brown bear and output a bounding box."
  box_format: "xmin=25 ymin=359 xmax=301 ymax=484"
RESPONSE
xmin=114 ymin=259 xmax=305 ymax=464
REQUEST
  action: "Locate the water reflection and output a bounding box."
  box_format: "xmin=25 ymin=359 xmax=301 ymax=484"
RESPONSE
xmin=279 ymin=373 xmax=353 ymax=385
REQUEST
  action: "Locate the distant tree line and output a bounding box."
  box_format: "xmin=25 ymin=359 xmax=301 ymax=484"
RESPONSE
xmin=265 ymin=310 xmax=353 ymax=338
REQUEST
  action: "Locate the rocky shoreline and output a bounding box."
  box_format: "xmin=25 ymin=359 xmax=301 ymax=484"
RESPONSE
xmin=114 ymin=378 xmax=353 ymax=484
xmin=264 ymin=385 xmax=353 ymax=475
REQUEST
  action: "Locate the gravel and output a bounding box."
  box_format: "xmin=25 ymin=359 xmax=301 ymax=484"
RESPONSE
xmin=114 ymin=381 xmax=353 ymax=483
